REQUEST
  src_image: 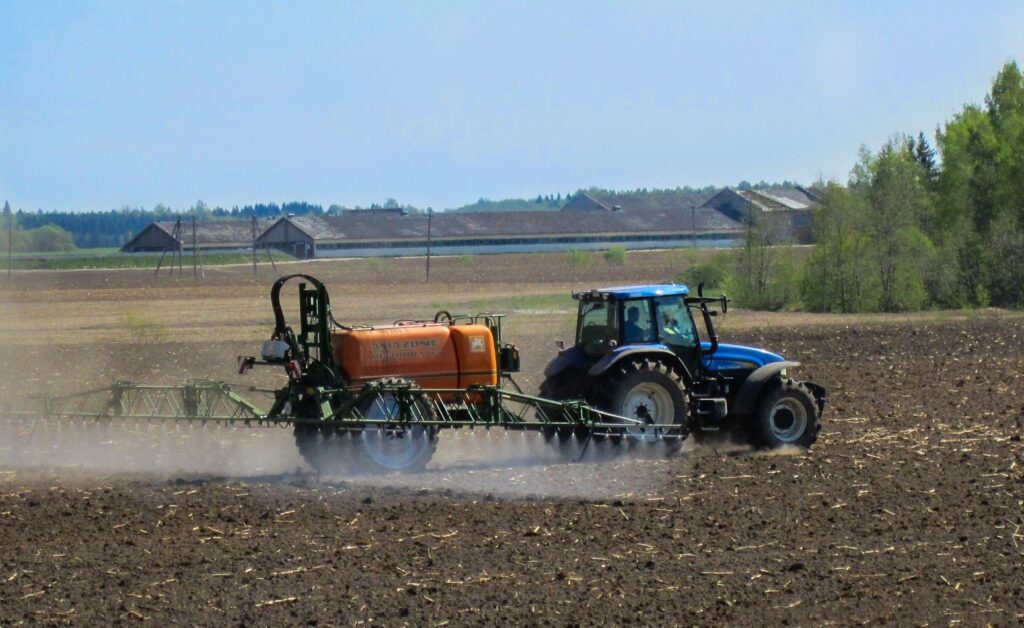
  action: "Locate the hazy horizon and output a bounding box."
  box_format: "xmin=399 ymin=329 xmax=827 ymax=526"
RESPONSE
xmin=2 ymin=1 xmax=1022 ymax=213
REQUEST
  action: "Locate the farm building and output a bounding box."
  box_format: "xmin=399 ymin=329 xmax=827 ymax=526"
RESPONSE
xmin=120 ymin=219 xmax=277 ymax=253
xmin=560 ymin=190 xmax=711 ymax=212
xmin=118 ymin=186 xmax=819 ymax=259
xmin=701 ymin=187 xmax=820 ymax=243
xmin=258 ymin=205 xmax=743 ymax=259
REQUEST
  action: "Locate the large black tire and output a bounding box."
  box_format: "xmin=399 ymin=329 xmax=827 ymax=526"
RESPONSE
xmin=358 ymin=381 xmax=439 ymax=473
xmin=537 ymin=369 xmax=590 ymax=456
xmin=605 ymin=359 xmax=689 ymax=450
xmin=294 ymin=424 xmax=368 ymax=476
xmin=752 ymin=379 xmax=820 ymax=449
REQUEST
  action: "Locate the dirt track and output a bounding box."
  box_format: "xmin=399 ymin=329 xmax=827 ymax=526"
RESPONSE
xmin=1 ymin=261 xmax=1023 ymax=625
xmin=1 ymin=317 xmax=1021 ymax=624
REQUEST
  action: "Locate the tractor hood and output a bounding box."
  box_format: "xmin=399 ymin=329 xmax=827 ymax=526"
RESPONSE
xmin=702 ymin=342 xmax=785 ymax=371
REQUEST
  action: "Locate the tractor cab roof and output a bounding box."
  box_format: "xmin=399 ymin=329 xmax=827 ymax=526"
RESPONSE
xmin=572 ymin=284 xmax=690 ymax=301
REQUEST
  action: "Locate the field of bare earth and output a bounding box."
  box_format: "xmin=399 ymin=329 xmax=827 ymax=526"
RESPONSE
xmin=1 ymin=251 xmax=1022 ymax=625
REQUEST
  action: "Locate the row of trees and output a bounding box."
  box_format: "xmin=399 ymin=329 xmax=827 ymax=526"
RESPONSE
xmin=4 ymin=201 xmax=328 ymax=249
xmin=729 ymin=61 xmax=1024 ymax=311
xmin=2 ymin=203 xmax=78 ymax=252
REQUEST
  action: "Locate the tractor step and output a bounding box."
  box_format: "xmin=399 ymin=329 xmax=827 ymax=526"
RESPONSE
xmin=695 ymin=397 xmax=728 ymax=430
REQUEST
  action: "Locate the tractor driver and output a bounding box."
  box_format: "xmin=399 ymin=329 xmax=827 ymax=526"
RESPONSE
xmin=624 ymin=305 xmax=650 ymax=343
xmin=658 ymin=298 xmax=696 ymax=347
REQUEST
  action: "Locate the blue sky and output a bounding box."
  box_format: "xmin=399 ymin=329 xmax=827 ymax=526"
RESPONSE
xmin=1 ymin=1 xmax=1022 ymax=212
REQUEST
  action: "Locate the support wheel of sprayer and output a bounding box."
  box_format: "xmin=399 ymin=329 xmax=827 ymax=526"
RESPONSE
xmin=359 ymin=382 xmax=438 ymax=473
xmin=606 ymin=359 xmax=689 ymax=453
xmin=751 ymin=379 xmax=820 ymax=450
xmin=537 ymin=370 xmax=590 ymax=458
xmin=294 ymin=424 xmax=368 ymax=476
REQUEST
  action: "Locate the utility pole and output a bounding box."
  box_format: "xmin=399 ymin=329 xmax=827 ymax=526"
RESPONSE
xmin=177 ymin=216 xmax=184 ymax=276
xmin=691 ymin=205 xmax=697 ymax=249
xmin=192 ymin=216 xmax=198 ymax=278
xmin=251 ymin=214 xmax=258 ymax=275
xmin=425 ymin=208 xmax=433 ymax=283
xmin=5 ymin=201 xmax=12 ymax=278
xmin=155 ymin=216 xmax=183 ymax=276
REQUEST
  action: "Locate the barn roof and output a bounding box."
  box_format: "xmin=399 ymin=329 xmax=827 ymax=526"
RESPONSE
xmin=702 ymin=187 xmax=821 ymax=213
xmin=270 ymin=206 xmax=741 ymax=244
xmin=150 ymin=219 xmax=276 ymax=245
xmin=121 ymin=218 xmax=277 ymax=251
xmin=563 ymin=191 xmax=711 ymax=212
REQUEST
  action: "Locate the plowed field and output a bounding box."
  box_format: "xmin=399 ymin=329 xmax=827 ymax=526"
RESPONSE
xmin=1 ymin=257 xmax=1022 ymax=625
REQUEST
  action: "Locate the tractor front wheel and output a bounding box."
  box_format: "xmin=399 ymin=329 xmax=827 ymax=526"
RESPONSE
xmin=753 ymin=379 xmax=820 ymax=449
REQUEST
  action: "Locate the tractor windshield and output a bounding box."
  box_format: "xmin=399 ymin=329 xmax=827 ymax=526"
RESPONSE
xmin=577 ymin=300 xmax=618 ymax=356
xmin=655 ymin=295 xmax=697 ymax=348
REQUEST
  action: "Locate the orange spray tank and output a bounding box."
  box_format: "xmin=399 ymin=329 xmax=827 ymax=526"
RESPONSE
xmin=331 ymin=323 xmax=499 ymax=394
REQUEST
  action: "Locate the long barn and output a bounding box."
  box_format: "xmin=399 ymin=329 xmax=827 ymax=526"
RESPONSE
xmin=258 ymin=203 xmax=744 ymax=259
xmin=118 ymin=187 xmax=819 ymax=259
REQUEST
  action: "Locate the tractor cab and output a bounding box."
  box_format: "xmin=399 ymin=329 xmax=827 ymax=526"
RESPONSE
xmin=573 ymin=285 xmax=707 ymax=378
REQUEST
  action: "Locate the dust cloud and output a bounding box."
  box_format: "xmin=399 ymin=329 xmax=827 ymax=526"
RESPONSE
xmin=0 ymin=416 xmax=695 ymax=500
xmin=0 ymin=417 xmax=304 ymax=477
xmin=0 ymin=410 xmax=804 ymax=500
xmin=332 ymin=430 xmax=694 ymax=500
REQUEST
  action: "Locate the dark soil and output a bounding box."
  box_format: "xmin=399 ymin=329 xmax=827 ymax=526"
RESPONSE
xmin=2 ymin=317 xmax=1023 ymax=625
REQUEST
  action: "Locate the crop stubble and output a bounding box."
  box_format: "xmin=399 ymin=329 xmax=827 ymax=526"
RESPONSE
xmin=0 ymin=257 xmax=1022 ymax=624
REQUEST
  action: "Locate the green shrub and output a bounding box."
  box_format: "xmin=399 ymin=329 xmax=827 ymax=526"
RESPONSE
xmin=602 ymin=246 xmax=627 ymax=265
xmin=565 ymin=249 xmax=591 ymax=269
xmin=676 ymin=251 xmax=731 ymax=290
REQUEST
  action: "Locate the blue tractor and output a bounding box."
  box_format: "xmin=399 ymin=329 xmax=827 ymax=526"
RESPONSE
xmin=540 ymin=284 xmax=826 ymax=450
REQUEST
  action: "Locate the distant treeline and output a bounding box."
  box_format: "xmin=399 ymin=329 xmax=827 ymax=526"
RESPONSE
xmin=1 ymin=182 xmax=801 ymax=250
xmin=2 ymin=202 xmax=326 ymax=249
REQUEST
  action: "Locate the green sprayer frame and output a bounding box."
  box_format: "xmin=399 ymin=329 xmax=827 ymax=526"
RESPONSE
xmin=27 ymin=380 xmax=683 ymax=442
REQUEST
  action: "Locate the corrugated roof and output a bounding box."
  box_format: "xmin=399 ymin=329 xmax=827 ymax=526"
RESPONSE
xmin=152 ymin=219 xmax=277 ymax=245
xmin=278 ymin=207 xmax=741 ymax=244
xmin=568 ymin=191 xmax=712 ymax=212
xmin=735 ymin=189 xmax=819 ymax=212
xmin=750 ymin=188 xmax=819 ymax=209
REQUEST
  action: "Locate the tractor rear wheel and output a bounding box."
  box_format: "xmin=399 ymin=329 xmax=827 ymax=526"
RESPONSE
xmin=358 ymin=384 xmax=438 ymax=473
xmin=537 ymin=370 xmax=589 ymax=456
xmin=606 ymin=359 xmax=689 ymax=449
xmin=753 ymin=379 xmax=820 ymax=449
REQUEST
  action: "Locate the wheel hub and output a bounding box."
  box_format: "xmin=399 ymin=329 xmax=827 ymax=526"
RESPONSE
xmin=769 ymin=397 xmax=808 ymax=443
xmin=620 ymin=383 xmax=672 ymax=443
xmin=361 ymin=393 xmax=431 ymax=470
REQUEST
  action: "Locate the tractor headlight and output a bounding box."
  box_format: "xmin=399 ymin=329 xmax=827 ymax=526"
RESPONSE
xmin=780 ymin=368 xmax=788 ymax=378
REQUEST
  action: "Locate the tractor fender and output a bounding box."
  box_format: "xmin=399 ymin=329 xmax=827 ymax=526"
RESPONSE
xmin=586 ymin=346 xmax=691 ymax=383
xmin=543 ymin=347 xmax=588 ymax=378
xmin=730 ymin=361 xmax=801 ymax=415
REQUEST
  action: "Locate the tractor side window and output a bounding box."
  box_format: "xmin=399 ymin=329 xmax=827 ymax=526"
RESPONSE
xmin=577 ymin=301 xmax=618 ymax=355
xmin=655 ymin=296 xmax=697 ymax=348
xmin=622 ymin=300 xmax=654 ymax=344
